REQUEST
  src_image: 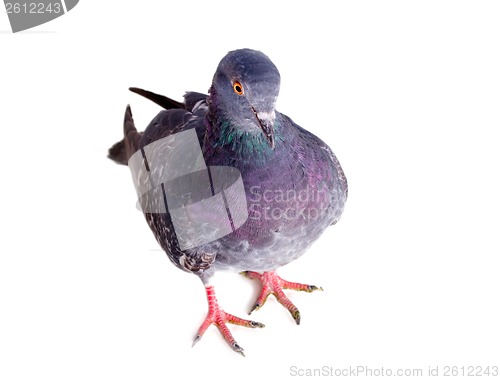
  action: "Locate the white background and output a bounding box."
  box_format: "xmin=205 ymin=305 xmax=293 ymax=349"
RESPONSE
xmin=1 ymin=1 xmax=499 ymax=379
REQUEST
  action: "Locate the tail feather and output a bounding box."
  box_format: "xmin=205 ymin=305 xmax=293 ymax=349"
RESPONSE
xmin=129 ymin=87 xmax=185 ymax=110
xmin=108 ymin=105 xmax=142 ymax=165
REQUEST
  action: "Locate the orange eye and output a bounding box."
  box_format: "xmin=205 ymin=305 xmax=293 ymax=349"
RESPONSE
xmin=233 ymin=81 xmax=244 ymax=95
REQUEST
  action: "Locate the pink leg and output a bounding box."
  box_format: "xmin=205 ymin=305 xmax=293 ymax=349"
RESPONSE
xmin=193 ymin=285 xmax=264 ymax=356
xmin=242 ymin=270 xmax=322 ymax=325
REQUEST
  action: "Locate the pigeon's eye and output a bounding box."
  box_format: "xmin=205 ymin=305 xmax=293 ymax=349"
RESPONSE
xmin=233 ymin=81 xmax=244 ymax=95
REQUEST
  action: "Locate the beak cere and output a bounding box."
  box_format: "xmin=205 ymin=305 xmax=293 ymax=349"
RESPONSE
xmin=251 ymin=106 xmax=276 ymax=149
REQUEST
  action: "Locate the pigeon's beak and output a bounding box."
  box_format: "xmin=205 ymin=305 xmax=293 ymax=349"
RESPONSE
xmin=251 ymin=106 xmax=276 ymax=149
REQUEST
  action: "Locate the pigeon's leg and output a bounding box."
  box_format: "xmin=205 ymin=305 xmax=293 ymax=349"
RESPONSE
xmin=242 ymin=271 xmax=322 ymax=325
xmin=193 ymin=285 xmax=265 ymax=356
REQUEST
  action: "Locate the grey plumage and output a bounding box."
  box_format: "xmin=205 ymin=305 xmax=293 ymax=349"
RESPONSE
xmin=109 ymin=49 xmax=347 ymax=354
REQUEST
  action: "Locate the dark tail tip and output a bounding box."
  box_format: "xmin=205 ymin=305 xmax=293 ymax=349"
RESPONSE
xmin=108 ymin=105 xmax=137 ymax=165
xmin=108 ymin=139 xmax=127 ymax=165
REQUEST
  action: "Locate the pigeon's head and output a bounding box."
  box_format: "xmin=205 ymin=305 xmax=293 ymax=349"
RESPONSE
xmin=210 ymin=49 xmax=281 ymax=149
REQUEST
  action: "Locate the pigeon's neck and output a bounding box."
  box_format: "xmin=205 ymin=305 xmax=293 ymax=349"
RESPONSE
xmin=204 ymin=89 xmax=279 ymax=167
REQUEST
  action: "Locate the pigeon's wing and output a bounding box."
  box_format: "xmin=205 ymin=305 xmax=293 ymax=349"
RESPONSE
xmin=141 ymin=111 xmax=216 ymax=274
xmin=139 ymin=108 xmax=207 ymax=152
xmin=320 ymin=141 xmax=348 ymax=199
xmin=284 ymin=114 xmax=348 ymax=226
xmin=127 ymin=87 xmax=208 ymax=146
xmin=320 ymin=142 xmax=348 ymax=225
xmin=109 ymin=88 xmax=215 ymax=275
xmin=184 ymin=92 xmax=208 ymax=113
xmin=124 ymin=89 xmax=216 ymax=275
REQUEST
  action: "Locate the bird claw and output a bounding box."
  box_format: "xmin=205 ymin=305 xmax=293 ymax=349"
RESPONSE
xmin=192 ymin=334 xmax=201 ymax=347
xmin=248 ymin=293 xmax=271 ymax=315
xmin=306 ymin=285 xmax=323 ymax=292
xmin=232 ymin=342 xmax=245 ymax=357
xmin=194 ymin=332 xmax=246 ymax=357
xmin=248 ymin=320 xmax=265 ymax=328
xmin=193 ymin=285 xmax=264 ymax=356
xmin=292 ymin=309 xmax=301 ymax=325
xmin=249 ymin=303 xmax=261 ymax=314
xmin=243 ymin=270 xmax=321 ymax=324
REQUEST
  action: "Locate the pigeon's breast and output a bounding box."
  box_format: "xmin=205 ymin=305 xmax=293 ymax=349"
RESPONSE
xmin=199 ymin=113 xmax=347 ymax=273
xmin=209 ymin=153 xmax=344 ymax=271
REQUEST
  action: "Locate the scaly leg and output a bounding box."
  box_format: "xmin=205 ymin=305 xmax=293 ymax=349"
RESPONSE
xmin=242 ymin=270 xmax=322 ymax=325
xmin=193 ymin=285 xmax=265 ymax=356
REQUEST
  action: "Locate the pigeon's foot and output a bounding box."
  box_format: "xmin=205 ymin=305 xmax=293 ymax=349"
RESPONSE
xmin=242 ymin=270 xmax=323 ymax=325
xmin=193 ymin=285 xmax=265 ymax=356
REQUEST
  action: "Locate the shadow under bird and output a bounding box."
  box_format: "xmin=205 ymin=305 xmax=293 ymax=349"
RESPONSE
xmin=108 ymin=49 xmax=348 ymax=356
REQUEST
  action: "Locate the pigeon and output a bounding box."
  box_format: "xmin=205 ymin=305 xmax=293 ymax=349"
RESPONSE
xmin=108 ymin=49 xmax=348 ymax=356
